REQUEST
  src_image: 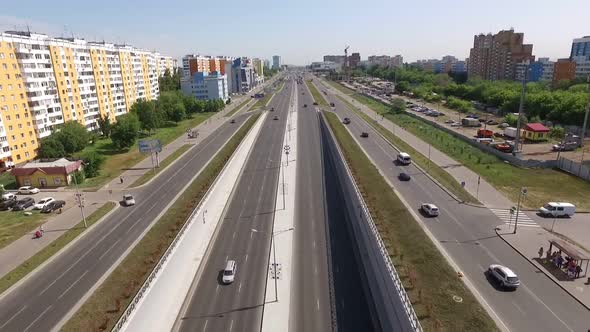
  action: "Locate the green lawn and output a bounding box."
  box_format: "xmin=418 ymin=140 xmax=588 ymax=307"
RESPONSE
xmin=75 ymin=112 xmax=215 ymax=190
xmin=336 ymin=96 xmax=479 ymax=204
xmin=63 ymin=114 xmax=261 ymax=332
xmin=327 ymin=80 xmax=356 ymax=95
xmin=0 ymin=202 xmax=115 ymax=295
xmin=323 ymin=111 xmax=498 ymax=331
xmin=130 ymin=144 xmax=193 ymax=187
xmin=333 ymin=81 xmax=590 ymax=210
xmin=305 ymin=80 xmax=328 ymax=107
xmin=0 ymin=210 xmax=47 ymax=250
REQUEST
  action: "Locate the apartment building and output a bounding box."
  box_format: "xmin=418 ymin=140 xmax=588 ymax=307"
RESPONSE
xmin=0 ymin=31 xmax=174 ymax=167
xmin=181 ymin=71 xmax=228 ymax=102
xmin=468 ymin=29 xmax=535 ymax=81
xmin=367 ymin=55 xmax=403 ymax=68
xmin=570 ymin=36 xmax=590 ymax=80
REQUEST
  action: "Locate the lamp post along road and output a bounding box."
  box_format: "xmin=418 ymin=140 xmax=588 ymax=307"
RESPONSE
xmin=513 ymin=187 xmax=527 ymax=234
xmin=514 ymin=67 xmax=529 ymax=155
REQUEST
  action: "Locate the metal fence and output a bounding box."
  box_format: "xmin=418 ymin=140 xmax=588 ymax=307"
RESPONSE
xmin=558 ymin=157 xmax=590 ymax=182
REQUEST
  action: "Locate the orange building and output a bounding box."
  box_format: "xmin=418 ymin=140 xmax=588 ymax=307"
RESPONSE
xmin=553 ymin=58 xmax=576 ymax=83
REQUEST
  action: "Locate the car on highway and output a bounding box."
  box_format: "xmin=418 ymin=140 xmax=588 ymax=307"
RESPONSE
xmin=303 ymin=104 xmax=307 ymax=108
xmin=273 ymin=115 xmax=279 ymax=120
xmin=12 ymin=197 xmax=35 ymax=211
xmin=420 ymin=203 xmax=439 ymax=217
xmin=313 ymin=102 xmax=318 ymax=106
xmin=230 ymin=119 xmax=236 ymax=124
xmin=222 ymin=260 xmax=237 ymax=284
xmin=330 ymin=102 xmax=335 ymax=107
xmin=33 ymin=197 xmax=55 ymax=210
xmin=397 ymin=152 xmax=412 ymax=165
xmin=1 ymin=192 xmax=16 ymax=201
xmin=270 ymin=107 xmax=275 ymax=112
xmin=123 ymin=194 xmax=136 ymax=206
xmin=343 ymin=118 xmax=351 ymax=124
xmin=398 ymin=173 xmax=411 ymax=181
xmin=0 ymin=198 xmax=18 ymax=211
xmin=17 ymin=186 xmax=40 ymax=194
xmin=41 ymin=200 xmax=65 ymax=213
xmin=488 ymin=264 xmax=520 ymax=289
xmin=360 ymin=132 xmax=369 ymax=138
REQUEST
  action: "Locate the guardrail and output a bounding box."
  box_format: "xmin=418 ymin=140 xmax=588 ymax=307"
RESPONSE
xmin=320 ymin=113 xmax=422 ymax=332
xmin=112 ymin=117 xmax=254 ymax=332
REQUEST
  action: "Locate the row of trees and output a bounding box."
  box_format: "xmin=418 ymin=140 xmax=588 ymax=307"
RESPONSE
xmin=361 ymin=65 xmax=590 ymax=126
xmin=158 ymin=68 xmax=181 ymax=92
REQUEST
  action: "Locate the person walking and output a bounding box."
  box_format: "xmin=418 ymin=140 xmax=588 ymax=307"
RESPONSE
xmin=538 ymin=247 xmax=544 ymax=259
xmin=120 ymin=176 xmax=124 ymax=184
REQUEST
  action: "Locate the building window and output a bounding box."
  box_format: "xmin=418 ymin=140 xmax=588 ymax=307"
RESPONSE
xmin=53 ymin=177 xmax=62 ymax=185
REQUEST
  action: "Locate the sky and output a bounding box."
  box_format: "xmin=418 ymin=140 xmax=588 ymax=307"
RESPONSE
xmin=2 ymin=0 xmax=589 ymax=65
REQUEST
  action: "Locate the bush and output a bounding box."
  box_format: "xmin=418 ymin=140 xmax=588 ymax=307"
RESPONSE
xmin=549 ymin=126 xmax=565 ymax=140
xmin=390 ymin=98 xmax=406 ymax=113
xmin=446 ymin=96 xmax=473 ymax=113
xmin=79 ymin=151 xmax=105 ymax=178
xmin=38 ymin=136 xmax=66 ymax=158
xmin=111 ymin=113 xmax=141 ymax=150
xmin=72 ymin=170 xmax=85 ymax=185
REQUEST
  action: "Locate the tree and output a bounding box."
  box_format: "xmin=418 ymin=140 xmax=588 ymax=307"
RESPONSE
xmin=549 ymin=126 xmax=566 ymax=140
xmin=158 ymin=68 xmax=180 ymax=92
xmin=158 ymin=91 xmax=184 ymax=121
xmin=96 ymin=114 xmax=112 ymax=138
xmin=390 ymin=98 xmax=406 ymax=113
xmin=38 ymin=135 xmax=66 ymax=158
xmin=132 ymin=99 xmax=159 ymax=133
xmin=169 ymin=102 xmax=186 ymax=123
xmin=111 ymin=113 xmax=140 ymax=150
xmin=55 ymin=121 xmax=90 ymax=154
xmin=79 ymin=151 xmax=105 ymax=178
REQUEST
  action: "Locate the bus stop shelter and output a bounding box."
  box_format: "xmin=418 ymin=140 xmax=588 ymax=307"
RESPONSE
xmin=548 ymin=239 xmax=589 ymax=278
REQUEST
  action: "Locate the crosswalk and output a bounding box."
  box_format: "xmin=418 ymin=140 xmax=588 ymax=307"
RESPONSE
xmin=489 ymin=208 xmax=540 ymax=228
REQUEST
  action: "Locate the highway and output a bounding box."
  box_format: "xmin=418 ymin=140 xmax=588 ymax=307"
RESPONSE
xmin=174 ymin=80 xmax=292 ymax=331
xmin=318 ymin=78 xmax=589 ymax=332
xmin=0 ymin=109 xmax=257 ymax=332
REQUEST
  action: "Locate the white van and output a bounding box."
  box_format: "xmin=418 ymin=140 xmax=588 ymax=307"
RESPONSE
xmin=397 ymin=152 xmax=411 ymax=165
xmin=222 ymin=260 xmax=237 ymax=284
xmin=539 ymin=202 xmax=576 ymax=217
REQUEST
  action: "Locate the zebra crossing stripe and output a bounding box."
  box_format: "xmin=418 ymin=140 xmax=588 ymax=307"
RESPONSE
xmin=489 ymin=209 xmax=539 ymax=227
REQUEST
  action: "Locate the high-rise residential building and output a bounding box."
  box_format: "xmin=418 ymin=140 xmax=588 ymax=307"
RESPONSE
xmin=349 ymin=53 xmax=361 ymax=68
xmin=272 ymin=55 xmax=281 ymax=69
xmin=367 ymin=55 xmax=403 ymax=68
xmin=263 ymin=59 xmax=271 ymax=69
xmin=181 ymin=71 xmax=228 ymax=102
xmin=252 ymin=58 xmax=264 ymax=77
xmin=0 ymin=31 xmax=173 ymax=167
xmin=323 ymin=55 xmax=346 ymax=64
xmin=392 ymin=55 xmax=404 ymax=68
xmin=570 ymin=36 xmax=590 ymax=80
xmin=553 ymin=58 xmax=576 ymax=82
xmin=468 ymin=29 xmax=535 ymax=81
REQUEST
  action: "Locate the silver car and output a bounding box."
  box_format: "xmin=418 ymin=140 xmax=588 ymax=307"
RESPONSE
xmin=488 ymin=264 xmax=520 ymax=289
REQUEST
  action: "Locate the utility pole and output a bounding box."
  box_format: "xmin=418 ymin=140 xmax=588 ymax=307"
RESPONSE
xmin=72 ymin=172 xmax=87 ymax=228
xmin=580 ymin=75 xmax=590 ymax=147
xmin=513 ymin=187 xmax=527 ymax=234
xmin=514 ymin=67 xmax=529 ymax=156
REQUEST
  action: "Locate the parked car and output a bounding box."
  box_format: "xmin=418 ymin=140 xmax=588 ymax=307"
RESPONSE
xmin=539 ymin=202 xmax=575 ymax=217
xmin=488 ymin=264 xmax=520 ymax=289
xmin=421 ymin=203 xmax=439 ymax=217
xmin=12 ymin=197 xmax=35 ymax=211
xmin=41 ymin=200 xmax=65 ymax=213
xmin=444 ymin=119 xmax=455 ymax=124
xmin=486 ymin=120 xmax=499 ymax=125
xmin=360 ymin=132 xmax=369 ymax=138
xmin=0 ymin=199 xmax=18 ymax=211
xmin=398 ymin=173 xmax=411 ymax=181
xmin=1 ymin=192 xmax=16 ymax=201
xmin=17 ymin=186 xmax=40 ymax=194
xmin=33 ymin=197 xmax=55 ymax=210
xmin=450 ymin=122 xmax=461 ymax=127
xmin=123 ymin=194 xmax=136 ymax=206
xmin=343 ymin=118 xmax=351 ymax=124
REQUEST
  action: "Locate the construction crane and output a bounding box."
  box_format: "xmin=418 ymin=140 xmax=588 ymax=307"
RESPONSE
xmin=344 ymin=45 xmax=350 ymax=82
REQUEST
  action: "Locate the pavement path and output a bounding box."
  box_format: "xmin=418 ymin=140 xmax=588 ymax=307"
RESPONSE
xmin=0 ymin=77 xmax=277 ymax=281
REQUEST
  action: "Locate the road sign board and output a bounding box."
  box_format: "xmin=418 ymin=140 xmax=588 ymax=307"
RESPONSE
xmin=139 ymin=139 xmax=162 ymax=153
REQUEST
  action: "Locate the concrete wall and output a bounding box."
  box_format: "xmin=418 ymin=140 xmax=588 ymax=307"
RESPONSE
xmin=558 ymin=157 xmax=590 ymax=182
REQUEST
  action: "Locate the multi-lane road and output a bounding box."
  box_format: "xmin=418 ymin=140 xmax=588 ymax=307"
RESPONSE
xmin=0 ymin=105 xmax=255 ymax=332
xmin=317 ymin=78 xmax=589 ymax=332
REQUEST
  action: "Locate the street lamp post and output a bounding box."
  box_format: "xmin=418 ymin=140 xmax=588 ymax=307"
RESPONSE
xmin=72 ymin=172 xmax=87 ymax=228
xmin=514 ymin=67 xmax=530 ymax=156
xmin=513 ymin=187 xmax=527 ymax=234
xmin=252 ymin=227 xmax=294 ymax=302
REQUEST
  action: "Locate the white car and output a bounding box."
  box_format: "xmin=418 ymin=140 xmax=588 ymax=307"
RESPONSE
xmin=488 ymin=264 xmax=520 ymax=289
xmin=33 ymin=197 xmax=55 ymax=210
xmin=1 ymin=192 xmax=16 ymax=201
xmin=222 ymin=260 xmax=237 ymax=284
xmin=123 ymin=194 xmax=136 ymax=206
xmin=421 ymin=203 xmax=439 ymax=217
xmin=18 ymin=186 xmax=40 ymax=194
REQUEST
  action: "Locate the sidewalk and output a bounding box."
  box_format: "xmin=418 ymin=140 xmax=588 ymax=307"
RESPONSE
xmin=496 ymin=224 xmax=590 ymax=309
xmin=117 ymin=108 xmax=268 ymax=332
xmin=0 ymin=78 xmax=276 ymax=281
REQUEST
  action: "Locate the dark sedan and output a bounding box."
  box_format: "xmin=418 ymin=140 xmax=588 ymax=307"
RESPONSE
xmin=0 ymin=199 xmax=17 ymax=211
xmin=40 ymin=200 xmax=66 ymax=213
xmin=12 ymin=197 xmax=35 ymax=211
xmin=360 ymin=132 xmax=369 ymax=138
xmin=398 ymin=172 xmax=411 ymax=181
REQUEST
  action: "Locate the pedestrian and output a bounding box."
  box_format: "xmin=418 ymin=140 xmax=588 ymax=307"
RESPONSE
xmin=538 ymin=246 xmax=544 ymax=259
xmin=120 ymin=176 xmax=124 ymax=184
xmin=575 ymin=265 xmax=582 ymax=278
xmin=39 ymin=225 xmax=44 ymax=233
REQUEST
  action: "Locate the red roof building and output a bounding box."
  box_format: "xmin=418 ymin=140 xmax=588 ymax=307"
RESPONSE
xmin=11 ymin=158 xmax=83 ymax=188
xmin=523 ymin=123 xmax=550 ymax=141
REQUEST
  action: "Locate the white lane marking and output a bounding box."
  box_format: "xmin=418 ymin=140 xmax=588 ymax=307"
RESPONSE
xmin=238 ymin=282 xmax=243 ymax=293
xmin=316 ymin=299 xmax=320 ymax=311
xmin=0 ymin=305 xmax=26 ymax=330
xmin=315 ymin=266 xmax=318 ymax=276
xmin=39 ymin=277 xmax=60 ymax=297
xmin=520 ymin=283 xmax=574 ymax=332
xmin=215 ymin=285 xmax=220 ymax=293
xmin=229 ymin=319 xmax=234 ymax=332
xmin=512 ymin=302 xmax=525 ymax=315
xmin=233 ymin=231 xmax=236 ymax=239
xmin=245 ymin=254 xmax=248 ymax=262
xmin=57 ymin=270 xmax=89 ymax=300
xmin=23 ymin=304 xmax=52 ymax=332
xmin=202 ymin=319 xmax=208 ymax=332
xmin=98 ymin=237 xmax=121 ymax=260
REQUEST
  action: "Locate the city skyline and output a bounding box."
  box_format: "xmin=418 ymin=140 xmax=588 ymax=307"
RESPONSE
xmin=2 ymin=0 xmax=590 ymax=65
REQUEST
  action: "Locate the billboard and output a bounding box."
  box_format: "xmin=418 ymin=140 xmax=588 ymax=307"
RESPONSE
xmin=139 ymin=139 xmax=162 ymax=153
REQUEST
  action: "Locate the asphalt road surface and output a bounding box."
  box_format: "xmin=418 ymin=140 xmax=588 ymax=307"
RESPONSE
xmin=321 ymin=80 xmax=589 ymax=332
xmin=0 ymin=110 xmax=256 ymax=332
xmin=175 ymin=81 xmax=292 ymax=332
xmin=289 ymin=81 xmax=333 ymax=332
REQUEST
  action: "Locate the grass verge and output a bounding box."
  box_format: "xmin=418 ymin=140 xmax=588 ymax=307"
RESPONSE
xmin=130 ymin=144 xmax=193 ymax=188
xmin=75 ymin=112 xmax=215 ymax=190
xmin=305 ymin=79 xmax=328 ymax=107
xmin=332 ymin=81 xmax=590 ymax=210
xmin=323 ymin=111 xmax=497 ymax=331
xmin=336 ymin=96 xmax=479 ymax=204
xmin=227 ymin=98 xmax=251 ymax=117
xmin=0 ymin=210 xmax=47 ymax=250
xmin=62 ymin=113 xmax=261 ymax=332
xmin=326 ymin=80 xmax=356 ymax=95
xmin=0 ymin=202 xmax=115 ymax=295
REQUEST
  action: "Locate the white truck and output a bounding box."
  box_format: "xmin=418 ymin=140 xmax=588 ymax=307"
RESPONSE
xmin=538 ymin=202 xmax=576 ymax=217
